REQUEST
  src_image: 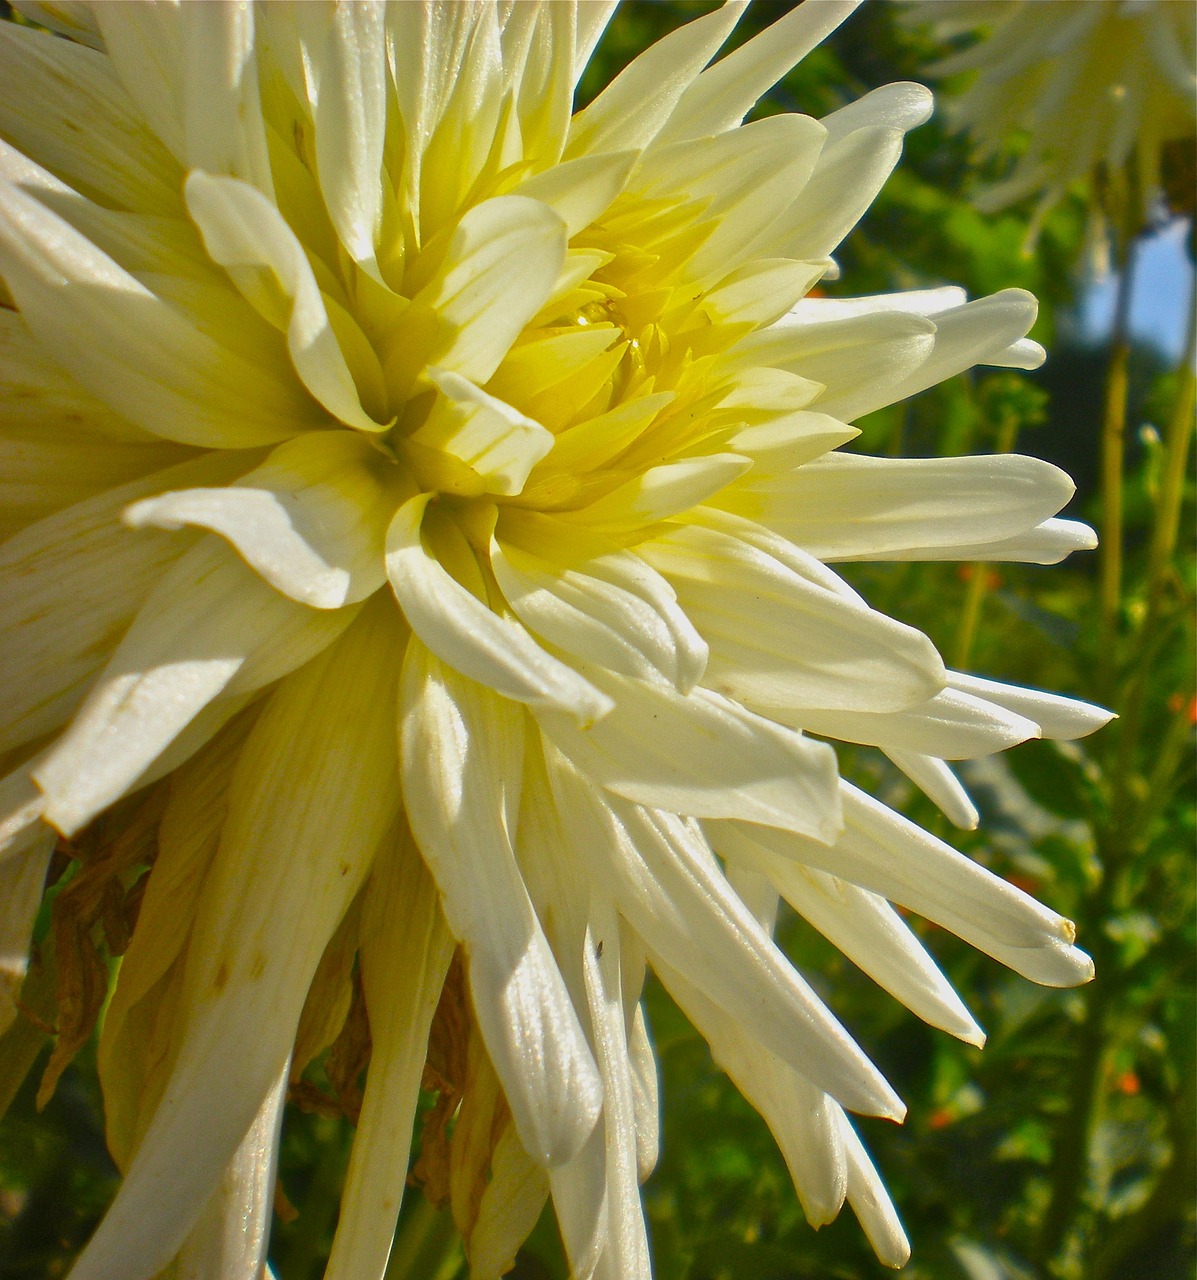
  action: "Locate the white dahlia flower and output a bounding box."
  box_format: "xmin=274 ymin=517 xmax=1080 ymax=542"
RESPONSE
xmin=901 ymin=0 xmax=1197 ymax=236
xmin=0 ymin=3 xmax=1110 ymax=1278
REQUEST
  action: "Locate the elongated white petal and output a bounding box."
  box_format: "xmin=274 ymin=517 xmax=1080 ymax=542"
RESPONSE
xmin=820 ymin=82 xmax=934 ymax=145
xmin=743 ymin=453 xmax=1077 ymax=561
xmin=97 ymin=2 xmax=273 ymax=197
xmin=824 ymin=290 xmax=1041 ymax=420
xmin=308 ymin=2 xmax=387 ymax=273
xmin=0 ymin=450 xmax=251 ymax=755
xmin=626 ymin=1004 xmax=659 ymax=1184
xmin=184 ymin=172 xmax=388 ymax=430
xmin=657 ymin=1 xmax=863 ymax=145
xmin=386 ymin=493 xmax=611 ymax=722
xmin=566 ymin=4 xmax=742 ymax=157
xmin=544 ymin=754 xmax=904 ymax=1120
xmin=948 ymin=672 xmax=1114 ymax=740
xmin=325 ymin=823 xmax=454 ymax=1280
xmin=0 ymin=177 xmax=320 ymax=448
xmin=740 ymin=849 xmax=985 ymax=1045
xmin=68 ymin=600 xmax=404 ymax=1280
xmin=641 ymin=522 xmax=945 ymax=713
xmin=876 ymin=517 xmax=1097 ymax=565
xmin=736 ymin=309 xmax=936 ymax=426
xmin=717 ymin=783 xmax=1094 ymax=987
xmin=790 ymin=685 xmax=1039 ymax=760
xmin=492 ymin=539 xmax=707 ymax=694
xmin=762 ymin=125 xmax=907 ymax=262
xmin=539 ymin=665 xmax=842 ymax=841
xmin=839 ymin=1111 xmax=910 ymax=1268
xmin=35 ymin=538 xmax=356 ymax=835
xmin=125 ymin=430 xmax=401 ymax=609
xmin=0 ymin=764 xmax=47 ymax=864
xmin=634 ymin=114 xmax=828 ymax=286
xmin=400 ymin=644 xmax=602 ymax=1167
xmin=657 ymin=957 xmax=849 ymax=1227
xmin=0 ymin=829 xmax=53 ymax=1034
xmin=172 ymin=1059 xmax=288 ymax=1280
xmin=886 ymin=750 xmax=980 ymax=830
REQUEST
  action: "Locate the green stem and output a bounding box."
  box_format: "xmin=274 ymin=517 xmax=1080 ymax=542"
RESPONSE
xmin=1109 ymin=269 xmax=1196 ymax=847
xmin=1097 ymin=236 xmax=1139 ymax=692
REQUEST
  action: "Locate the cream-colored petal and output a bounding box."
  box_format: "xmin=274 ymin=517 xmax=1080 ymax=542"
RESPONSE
xmin=739 ymin=848 xmax=985 ymax=1045
xmin=760 ymin=125 xmax=907 ymax=262
xmin=734 ymin=309 xmax=936 ymax=426
xmin=386 ymin=196 xmax=567 ymax=394
xmin=409 ymin=369 xmax=554 ymax=498
xmin=307 ymin=2 xmax=388 ymax=274
xmin=491 ymin=539 xmax=708 ymax=693
xmin=538 ymin=665 xmax=842 ymax=842
xmin=885 ymin=749 xmax=980 ymax=830
xmin=515 ymin=151 xmax=639 ymax=238
xmin=787 ymin=685 xmax=1040 ymax=761
xmin=641 ymin=522 xmax=945 ymax=713
xmin=566 ymin=3 xmax=742 ymax=157
xmin=386 ymin=493 xmax=611 ymax=722
xmin=0 ymin=451 xmax=252 ymax=756
xmin=0 ymin=177 xmax=322 ymax=449
xmin=184 ymin=172 xmax=390 ymax=430
xmin=468 ymin=1126 xmax=551 ymax=1280
xmin=545 ymin=754 xmax=904 ymax=1120
xmin=34 ymin=538 xmax=357 ymax=835
xmin=0 ymin=21 xmax=181 ymax=215
xmin=655 ymin=1 xmax=862 ymax=145
xmin=400 ymin=644 xmax=602 ymax=1167
xmin=948 ymin=672 xmax=1114 ymax=741
xmin=125 ymin=430 xmax=401 ymax=609
xmin=95 ymin=2 xmax=272 ymax=197
xmin=656 ymin=956 xmax=848 ymax=1227
xmin=324 ymin=821 xmax=454 ymax=1280
xmin=172 ymin=1059 xmax=288 ymax=1280
xmin=839 ymin=1110 xmax=910 ymax=1268
xmin=878 ymin=516 xmax=1097 ymax=565
xmin=719 ymin=783 xmax=1095 ymax=987
xmin=68 ymin=599 xmax=404 ymax=1280
xmin=741 ymin=453 xmax=1077 ymax=561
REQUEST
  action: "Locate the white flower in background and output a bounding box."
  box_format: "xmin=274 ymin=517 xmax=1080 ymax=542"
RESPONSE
xmin=0 ymin=2 xmax=1111 ymax=1278
xmin=901 ymin=0 xmax=1197 ymax=241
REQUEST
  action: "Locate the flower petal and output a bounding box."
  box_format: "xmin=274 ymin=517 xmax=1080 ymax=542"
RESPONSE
xmin=718 ymin=783 xmax=1095 ymax=987
xmin=0 ymin=451 xmax=253 ymax=755
xmin=641 ymin=521 xmax=945 ymax=713
xmin=67 ymin=599 xmax=404 ymax=1280
xmin=125 ymin=430 xmax=401 ymax=609
xmin=324 ymin=821 xmax=454 ymax=1280
xmin=948 ymin=672 xmax=1114 ymax=740
xmin=0 ymin=176 xmax=322 ymax=449
xmin=538 ymin=665 xmax=842 ymax=842
xmin=740 ymin=452 xmax=1077 ymax=561
xmin=34 ymin=538 xmax=357 ymax=835
xmin=386 ymin=493 xmax=612 ymax=723
xmin=491 ymin=538 xmax=708 ymax=694
xmin=545 ymin=755 xmax=904 ymax=1120
xmin=400 ymin=644 xmax=603 ymax=1167
xmin=184 ymin=172 xmax=390 ymax=430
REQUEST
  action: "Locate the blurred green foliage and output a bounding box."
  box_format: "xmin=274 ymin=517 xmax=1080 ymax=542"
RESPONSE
xmin=0 ymin=4 xmax=1192 ymax=1280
